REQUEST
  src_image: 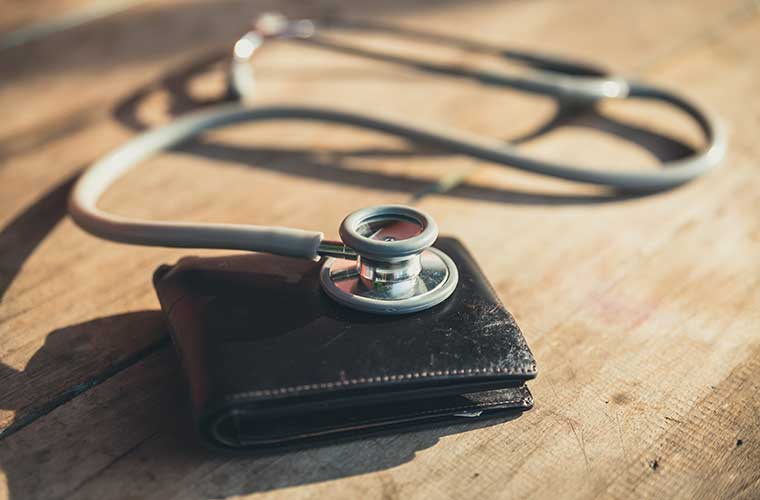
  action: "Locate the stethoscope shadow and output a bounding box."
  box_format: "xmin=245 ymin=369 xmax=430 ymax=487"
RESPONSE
xmin=3 ymin=41 xmax=694 ymax=312
xmin=111 ymin=23 xmax=696 ymax=206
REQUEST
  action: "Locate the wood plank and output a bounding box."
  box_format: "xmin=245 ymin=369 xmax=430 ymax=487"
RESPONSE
xmin=0 ymin=0 xmax=109 ymax=34
xmin=1 ymin=0 xmax=742 ymax=436
xmin=2 ymin=162 xmax=757 ymax=499
xmin=605 ymin=343 xmax=760 ymax=499
xmin=1 ymin=0 xmax=759 ymax=499
xmin=56 ymin=169 xmax=760 ymax=499
xmin=0 ymin=349 xmax=186 ymax=499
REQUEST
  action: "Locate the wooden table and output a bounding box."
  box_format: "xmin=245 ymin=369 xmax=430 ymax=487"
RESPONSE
xmin=1 ymin=1 xmax=759 ymax=498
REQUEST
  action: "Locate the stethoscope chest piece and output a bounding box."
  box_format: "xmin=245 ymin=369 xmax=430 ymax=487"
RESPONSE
xmin=319 ymin=205 xmax=459 ymax=314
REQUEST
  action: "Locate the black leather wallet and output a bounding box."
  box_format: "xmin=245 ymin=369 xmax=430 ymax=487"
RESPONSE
xmin=153 ymin=237 xmax=536 ymax=453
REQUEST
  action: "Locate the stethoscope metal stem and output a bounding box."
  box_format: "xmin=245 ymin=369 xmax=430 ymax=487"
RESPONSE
xmin=317 ymin=240 xmax=358 ymax=260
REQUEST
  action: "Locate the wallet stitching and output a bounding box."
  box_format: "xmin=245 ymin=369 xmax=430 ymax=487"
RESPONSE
xmin=228 ymin=364 xmax=537 ymax=399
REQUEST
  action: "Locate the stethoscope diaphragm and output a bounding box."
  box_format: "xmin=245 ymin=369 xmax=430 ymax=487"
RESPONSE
xmin=320 ymin=205 xmax=458 ymax=314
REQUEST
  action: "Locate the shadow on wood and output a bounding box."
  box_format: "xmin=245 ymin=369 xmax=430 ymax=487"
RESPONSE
xmin=0 ymin=311 xmax=519 ymax=499
xmin=111 ymin=30 xmax=696 ymax=205
xmin=0 ymin=173 xmax=79 ymax=303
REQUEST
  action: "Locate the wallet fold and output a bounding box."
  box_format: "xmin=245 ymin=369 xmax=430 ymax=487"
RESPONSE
xmin=154 ymin=237 xmax=536 ymax=452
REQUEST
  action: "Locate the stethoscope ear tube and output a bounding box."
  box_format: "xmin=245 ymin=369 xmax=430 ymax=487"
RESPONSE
xmin=68 ymin=15 xmax=727 ymax=260
xmin=230 ymin=21 xmax=726 ymax=192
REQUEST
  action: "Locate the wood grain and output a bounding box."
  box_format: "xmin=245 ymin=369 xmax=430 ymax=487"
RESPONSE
xmin=1 ymin=0 xmax=759 ymax=499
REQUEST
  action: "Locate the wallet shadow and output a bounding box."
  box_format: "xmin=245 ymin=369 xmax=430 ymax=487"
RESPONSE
xmin=0 ymin=308 xmax=525 ymax=498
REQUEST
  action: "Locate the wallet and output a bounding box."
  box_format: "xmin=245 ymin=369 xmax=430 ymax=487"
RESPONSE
xmin=153 ymin=237 xmax=537 ymax=453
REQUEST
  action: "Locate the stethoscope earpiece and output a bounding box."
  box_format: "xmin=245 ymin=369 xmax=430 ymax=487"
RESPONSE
xmin=320 ymin=205 xmax=458 ymax=314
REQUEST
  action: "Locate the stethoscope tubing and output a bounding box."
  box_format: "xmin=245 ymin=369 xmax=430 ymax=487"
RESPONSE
xmin=70 ymin=91 xmax=725 ymax=259
xmin=69 ymin=19 xmax=727 ymax=260
xmin=230 ymin=26 xmax=726 ymax=191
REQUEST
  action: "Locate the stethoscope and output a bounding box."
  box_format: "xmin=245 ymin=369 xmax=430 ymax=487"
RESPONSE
xmin=68 ymin=13 xmax=727 ymax=315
